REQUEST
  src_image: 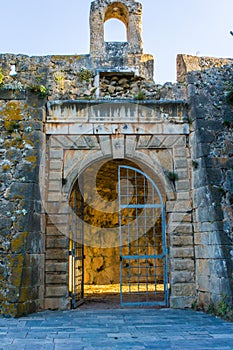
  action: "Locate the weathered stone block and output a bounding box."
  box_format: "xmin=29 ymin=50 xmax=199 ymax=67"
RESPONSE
xmin=46 ymin=201 xmax=69 ymax=214
xmin=46 ymin=214 xmax=69 ymax=225
xmin=46 ymin=249 xmax=68 ymax=260
xmin=46 ymin=273 xmax=67 ymax=284
xmin=170 ymin=247 xmax=194 ymax=258
xmin=172 ymin=283 xmax=196 ymax=296
xmin=44 ymin=297 xmax=69 ymax=310
xmin=170 ymin=235 xmax=193 ymax=247
xmin=6 ymin=182 xmax=34 ymax=200
xmin=45 ymin=285 xmax=67 ymax=297
xmin=206 ymin=168 xmax=223 ymax=184
xmin=174 ymin=147 xmax=187 ymax=157
xmin=46 ymin=236 xmax=68 ymax=249
xmin=46 ymin=224 xmax=68 ymax=236
xmin=174 ymin=158 xmax=188 ymax=169
xmin=49 ymin=149 xmax=64 ymax=159
xmin=209 ymin=259 xmax=229 ymax=278
xmin=170 ymin=295 xmax=196 ymax=308
xmin=49 ymin=160 xmax=63 ymax=171
xmin=197 ymin=275 xmax=210 ymax=292
xmin=16 ymin=212 xmax=41 ymax=233
xmin=176 ymin=192 xmax=191 ymax=200
xmin=166 ymin=200 xmax=191 ymax=212
xmin=26 ymin=107 xmax=45 ymax=121
xmin=171 ymin=271 xmax=194 ymax=284
xmin=45 ymin=261 xmax=68 ymax=272
xmin=48 ymin=180 xmax=62 ymax=192
xmin=20 ymin=120 xmax=43 ymax=131
xmin=194 ymin=221 xmax=219 ymax=233
xmin=46 ymin=124 xmax=69 ymax=134
xmin=194 ymin=232 xmax=220 ymax=245
xmin=15 ymin=163 xmax=38 ymax=182
xmin=194 ymin=207 xmax=216 ymax=223
xmin=176 ymin=180 xmax=190 ymax=191
xmin=23 ymin=130 xmax=44 ymax=151
xmin=193 ymin=186 xmax=210 ymax=208
xmin=168 ymin=213 xmax=192 ymax=223
xmin=0 ymin=89 xmax=26 ymax=100
xmin=171 ymin=258 xmax=194 ymax=271
xmin=192 ymin=167 xmax=208 ymax=189
xmin=225 ymin=170 xmax=233 ymax=194
xmin=195 ymin=244 xmax=223 ymax=259
xmin=196 ymin=259 xmax=210 ymax=276
xmin=198 ymin=291 xmax=211 ymax=308
xmin=19 ymin=286 xmax=39 ymax=302
xmin=49 ymin=171 xmax=62 ymax=181
xmin=16 ymin=300 xmax=37 ymax=316
xmin=167 ymin=223 xmax=193 ymax=234
xmin=0 ymin=217 xmax=12 ymax=232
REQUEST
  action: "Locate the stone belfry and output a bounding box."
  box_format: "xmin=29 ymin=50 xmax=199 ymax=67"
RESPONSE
xmin=89 ymin=0 xmax=154 ymax=80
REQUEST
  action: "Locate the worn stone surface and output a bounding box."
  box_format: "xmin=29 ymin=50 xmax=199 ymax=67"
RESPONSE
xmin=0 ymin=0 xmax=232 ymax=317
xmin=185 ymin=54 xmax=233 ymax=307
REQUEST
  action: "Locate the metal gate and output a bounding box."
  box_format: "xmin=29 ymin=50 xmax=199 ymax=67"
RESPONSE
xmin=68 ymin=180 xmax=85 ymax=308
xmin=118 ymin=165 xmax=168 ymax=306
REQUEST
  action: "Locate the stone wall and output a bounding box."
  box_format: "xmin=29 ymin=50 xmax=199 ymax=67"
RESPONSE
xmin=178 ymin=54 xmax=233 ymax=307
xmin=0 ymin=88 xmax=45 ymax=316
xmin=0 ymin=52 xmax=233 ymax=316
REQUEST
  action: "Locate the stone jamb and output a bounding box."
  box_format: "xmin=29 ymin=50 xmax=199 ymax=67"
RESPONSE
xmin=43 ymin=121 xmax=194 ymax=309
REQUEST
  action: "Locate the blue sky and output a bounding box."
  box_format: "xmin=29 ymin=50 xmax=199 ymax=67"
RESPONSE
xmin=1 ymin=0 xmax=232 ymax=83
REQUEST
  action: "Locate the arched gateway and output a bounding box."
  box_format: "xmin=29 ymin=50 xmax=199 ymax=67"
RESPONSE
xmin=2 ymin=0 xmax=232 ymax=317
xmin=67 ymin=159 xmax=168 ymax=308
xmin=44 ymin=98 xmax=191 ymax=310
xmin=42 ymin=0 xmax=194 ymax=310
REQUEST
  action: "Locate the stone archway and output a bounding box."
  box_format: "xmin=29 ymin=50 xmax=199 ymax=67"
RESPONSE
xmin=90 ymin=0 xmax=143 ymax=56
xmin=44 ymin=100 xmax=195 ymax=310
xmin=68 ymin=157 xmax=168 ymax=307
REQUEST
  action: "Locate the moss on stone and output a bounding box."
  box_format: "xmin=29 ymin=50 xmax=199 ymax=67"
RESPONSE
xmin=11 ymin=232 xmax=27 ymax=253
xmin=25 ymin=155 xmax=37 ymax=164
xmin=1 ymin=101 xmax=23 ymax=121
xmin=1 ymin=163 xmax=11 ymax=172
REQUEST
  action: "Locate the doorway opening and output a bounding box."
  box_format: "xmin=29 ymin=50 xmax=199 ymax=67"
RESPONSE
xmin=68 ymin=158 xmax=168 ymax=308
xmin=104 ymin=18 xmax=127 ymax=42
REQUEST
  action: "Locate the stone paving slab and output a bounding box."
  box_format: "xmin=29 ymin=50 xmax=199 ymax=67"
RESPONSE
xmin=0 ymin=309 xmax=233 ymax=349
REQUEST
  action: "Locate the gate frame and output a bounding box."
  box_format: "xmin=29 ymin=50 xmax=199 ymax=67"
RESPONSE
xmin=118 ymin=165 xmax=169 ymax=307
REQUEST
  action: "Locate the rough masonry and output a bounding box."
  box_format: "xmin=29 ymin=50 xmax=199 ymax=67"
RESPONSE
xmin=0 ymin=0 xmax=232 ymax=316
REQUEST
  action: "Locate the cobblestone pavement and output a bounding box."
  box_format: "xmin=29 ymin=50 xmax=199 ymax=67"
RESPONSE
xmin=0 ymin=308 xmax=233 ymax=349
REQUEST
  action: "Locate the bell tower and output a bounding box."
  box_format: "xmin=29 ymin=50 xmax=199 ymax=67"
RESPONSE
xmin=89 ymin=0 xmax=154 ymax=80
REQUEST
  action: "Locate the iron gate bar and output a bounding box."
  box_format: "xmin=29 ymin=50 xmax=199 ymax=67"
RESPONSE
xmin=121 ymin=254 xmax=166 ymax=260
xmin=69 ymin=178 xmax=85 ymax=309
xmin=120 ymin=204 xmax=163 ymax=209
xmin=118 ymin=165 xmax=168 ymax=307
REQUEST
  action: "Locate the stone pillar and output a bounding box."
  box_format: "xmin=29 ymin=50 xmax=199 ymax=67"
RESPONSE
xmin=0 ymin=91 xmax=46 ymax=317
xmin=90 ymin=0 xmax=143 ymax=57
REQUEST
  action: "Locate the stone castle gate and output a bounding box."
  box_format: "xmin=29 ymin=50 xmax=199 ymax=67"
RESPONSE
xmin=0 ymin=0 xmax=232 ymax=316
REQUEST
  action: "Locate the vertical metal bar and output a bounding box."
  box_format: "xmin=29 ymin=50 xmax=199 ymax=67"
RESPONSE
xmin=80 ymin=174 xmax=85 ymax=301
xmin=118 ymin=165 xmax=168 ymax=307
xmin=118 ymin=166 xmax=123 ymax=305
xmin=73 ymin=184 xmax=77 ymax=307
xmin=162 ymin=205 xmax=168 ymax=306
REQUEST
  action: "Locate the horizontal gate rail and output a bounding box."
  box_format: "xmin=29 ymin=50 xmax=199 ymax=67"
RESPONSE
xmin=121 ymin=254 xmax=166 ymax=260
xmin=120 ymin=203 xmax=163 ymax=209
xmin=118 ymin=165 xmax=169 ymax=307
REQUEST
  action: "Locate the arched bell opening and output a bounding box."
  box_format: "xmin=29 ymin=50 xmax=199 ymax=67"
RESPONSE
xmin=68 ymin=158 xmax=169 ymax=308
xmin=90 ymin=0 xmax=143 ymax=56
xmin=104 ymin=18 xmax=128 ymax=42
xmin=104 ymin=2 xmax=129 ymax=42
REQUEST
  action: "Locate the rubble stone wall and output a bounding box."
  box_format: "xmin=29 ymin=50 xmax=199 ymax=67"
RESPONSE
xmin=0 ymin=52 xmax=232 ymax=316
xmin=179 ymin=55 xmax=233 ymax=308
xmin=0 ymin=87 xmax=45 ymax=316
